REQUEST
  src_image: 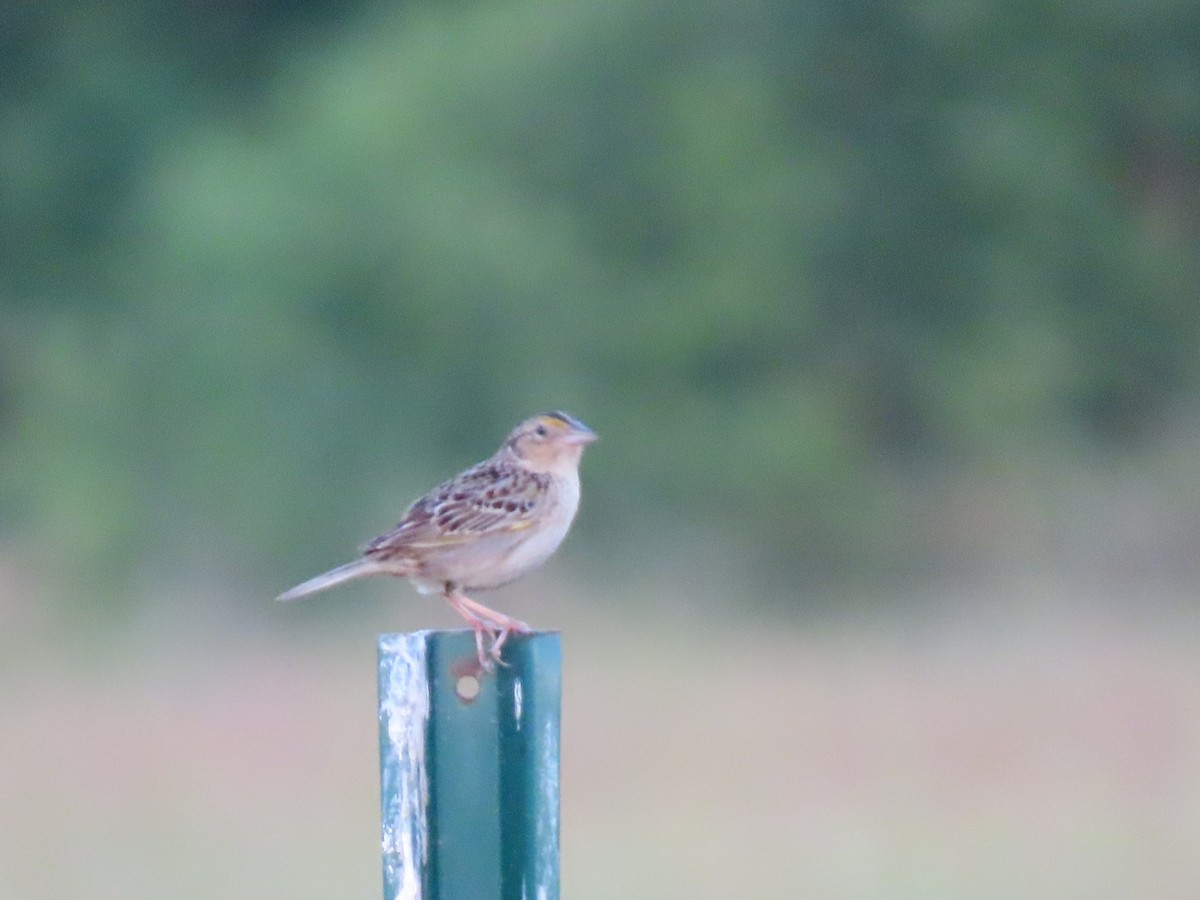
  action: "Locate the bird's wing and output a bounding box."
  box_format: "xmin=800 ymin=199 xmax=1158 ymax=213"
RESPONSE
xmin=364 ymin=462 xmax=551 ymax=559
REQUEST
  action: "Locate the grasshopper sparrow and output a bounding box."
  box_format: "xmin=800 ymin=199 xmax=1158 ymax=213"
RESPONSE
xmin=277 ymin=411 xmax=597 ymax=670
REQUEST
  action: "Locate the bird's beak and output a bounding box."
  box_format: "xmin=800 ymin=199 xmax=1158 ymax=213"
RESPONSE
xmin=563 ymin=424 xmax=598 ymax=445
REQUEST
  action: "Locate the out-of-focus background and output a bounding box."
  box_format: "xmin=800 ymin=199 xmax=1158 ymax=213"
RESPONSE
xmin=3 ymin=0 xmax=1200 ymax=896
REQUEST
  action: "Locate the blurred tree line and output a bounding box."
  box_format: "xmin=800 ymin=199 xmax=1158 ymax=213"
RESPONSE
xmin=1 ymin=0 xmax=1198 ymax=612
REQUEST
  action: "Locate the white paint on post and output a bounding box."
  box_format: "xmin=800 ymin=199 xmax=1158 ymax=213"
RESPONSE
xmin=534 ymin=716 xmax=560 ymax=895
xmin=379 ymin=632 xmax=432 ymax=900
xmin=513 ymin=676 xmax=524 ymax=730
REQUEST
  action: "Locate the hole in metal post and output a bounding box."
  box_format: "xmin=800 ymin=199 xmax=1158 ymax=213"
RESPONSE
xmin=455 ymin=674 xmax=481 ymax=703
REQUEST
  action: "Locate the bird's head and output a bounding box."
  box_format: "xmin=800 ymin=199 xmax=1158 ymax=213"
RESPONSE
xmin=504 ymin=411 xmax=597 ymax=473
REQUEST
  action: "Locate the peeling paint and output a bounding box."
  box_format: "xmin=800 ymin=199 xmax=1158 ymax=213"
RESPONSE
xmin=513 ymin=676 xmax=524 ymax=729
xmin=379 ymin=632 xmax=432 ymax=900
xmin=534 ymin=717 xmax=560 ymax=895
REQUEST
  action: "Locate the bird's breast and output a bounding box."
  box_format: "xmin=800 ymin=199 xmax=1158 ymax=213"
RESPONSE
xmin=465 ymin=471 xmax=581 ymax=590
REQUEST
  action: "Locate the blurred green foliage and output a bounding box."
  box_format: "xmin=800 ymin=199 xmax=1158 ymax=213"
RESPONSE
xmin=1 ymin=0 xmax=1198 ymax=608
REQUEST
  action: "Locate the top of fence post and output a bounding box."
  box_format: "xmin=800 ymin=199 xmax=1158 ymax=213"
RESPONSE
xmin=378 ymin=629 xmax=561 ymax=900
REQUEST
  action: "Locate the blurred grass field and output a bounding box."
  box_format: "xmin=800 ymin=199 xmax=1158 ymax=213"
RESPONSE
xmin=3 ymin=579 xmax=1198 ymax=899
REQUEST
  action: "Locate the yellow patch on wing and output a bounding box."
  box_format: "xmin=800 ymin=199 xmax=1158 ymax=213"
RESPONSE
xmin=403 ymin=516 xmax=535 ymax=548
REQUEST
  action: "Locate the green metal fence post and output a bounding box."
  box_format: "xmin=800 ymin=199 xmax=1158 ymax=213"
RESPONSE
xmin=378 ymin=629 xmax=561 ymax=900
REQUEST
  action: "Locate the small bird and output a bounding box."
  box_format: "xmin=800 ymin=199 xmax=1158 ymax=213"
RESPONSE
xmin=277 ymin=411 xmax=597 ymax=671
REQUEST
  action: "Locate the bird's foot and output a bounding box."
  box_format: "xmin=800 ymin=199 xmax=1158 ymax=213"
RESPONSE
xmin=483 ymin=613 xmax=532 ymax=667
xmin=446 ymin=589 xmax=532 ymax=673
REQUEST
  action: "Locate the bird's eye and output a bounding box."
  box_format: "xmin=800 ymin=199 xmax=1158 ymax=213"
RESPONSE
xmin=534 ymin=425 xmax=548 ymax=437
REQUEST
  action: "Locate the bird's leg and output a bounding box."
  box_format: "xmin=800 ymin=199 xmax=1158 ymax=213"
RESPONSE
xmin=444 ymin=588 xmax=496 ymax=673
xmin=454 ymin=594 xmax=531 ymax=665
xmin=456 ymin=594 xmax=532 ymax=634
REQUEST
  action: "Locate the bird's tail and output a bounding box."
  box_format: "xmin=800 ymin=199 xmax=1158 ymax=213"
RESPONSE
xmin=276 ymin=559 xmax=385 ymax=602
